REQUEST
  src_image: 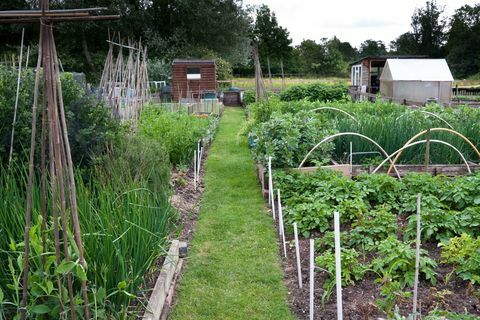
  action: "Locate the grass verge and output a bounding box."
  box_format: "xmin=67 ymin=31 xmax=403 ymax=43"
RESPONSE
xmin=169 ymin=107 xmax=293 ymax=320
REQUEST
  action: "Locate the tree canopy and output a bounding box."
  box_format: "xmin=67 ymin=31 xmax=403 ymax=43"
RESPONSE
xmin=0 ymin=1 xmax=478 ymax=80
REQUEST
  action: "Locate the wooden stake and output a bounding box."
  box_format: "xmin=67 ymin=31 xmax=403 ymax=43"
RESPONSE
xmin=349 ymin=141 xmax=353 ymax=177
xmin=425 ymin=128 xmax=430 ymax=173
xmin=294 ymin=222 xmax=302 ymax=288
xmin=412 ymin=193 xmax=421 ymax=319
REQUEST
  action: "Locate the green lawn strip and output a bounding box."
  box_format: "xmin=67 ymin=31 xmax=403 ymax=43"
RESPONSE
xmin=170 ymin=107 xmax=294 ymax=320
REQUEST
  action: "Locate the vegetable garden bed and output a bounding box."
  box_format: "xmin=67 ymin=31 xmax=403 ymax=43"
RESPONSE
xmin=246 ymin=83 xmax=480 ymax=318
xmin=269 ymin=169 xmax=480 ymax=319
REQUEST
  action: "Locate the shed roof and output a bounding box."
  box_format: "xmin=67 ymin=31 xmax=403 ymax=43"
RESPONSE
xmin=380 ymin=59 xmax=454 ymax=82
xmin=172 ymin=59 xmax=215 ymax=65
xmin=349 ymin=55 xmax=427 ymax=66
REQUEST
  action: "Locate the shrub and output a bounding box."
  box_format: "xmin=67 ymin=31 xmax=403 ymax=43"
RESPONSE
xmin=138 ymin=107 xmax=211 ymax=166
xmin=0 ymin=67 xmax=120 ymax=167
xmin=249 ymin=111 xmax=335 ymax=168
xmin=279 ymin=82 xmax=348 ymax=102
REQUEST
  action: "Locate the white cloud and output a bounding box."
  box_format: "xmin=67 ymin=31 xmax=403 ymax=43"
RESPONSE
xmin=243 ymin=0 xmax=478 ymax=47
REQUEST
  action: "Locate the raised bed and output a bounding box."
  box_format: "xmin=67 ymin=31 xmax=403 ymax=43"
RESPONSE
xmin=257 ymin=162 xmax=480 ymax=200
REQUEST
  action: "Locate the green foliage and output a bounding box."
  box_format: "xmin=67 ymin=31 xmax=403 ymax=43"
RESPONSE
xmin=404 ymin=204 xmax=459 ymax=243
xmin=147 ymin=58 xmax=171 ymax=81
xmin=447 ymin=4 xmax=480 ymax=78
xmin=315 ymin=248 xmax=366 ymax=303
xmin=348 ymin=207 xmax=398 ymax=250
xmin=441 ymin=174 xmax=480 ymax=210
xmin=0 ymin=157 xmax=174 ymax=318
xmin=356 ymin=173 xmax=402 ymax=208
xmin=359 ymin=39 xmax=387 ymax=56
xmin=1 ymin=218 xmax=121 ymax=318
xmin=0 ymin=67 xmax=121 ymax=167
xmin=330 ymin=102 xmax=480 ymax=165
xmin=293 ymin=39 xmax=349 ymax=76
xmin=440 ymin=234 xmax=480 ymax=284
xmin=249 ymin=111 xmax=335 ymax=168
xmin=425 ymin=309 xmax=480 ymax=320
xmin=375 ymin=280 xmax=412 ymax=317
xmin=371 ymin=236 xmax=437 ymax=288
xmin=247 ymin=99 xmax=480 ymax=168
xmin=276 ymin=169 xmax=368 ymax=235
xmin=285 ymin=200 xmax=333 ymax=236
xmin=253 ymin=4 xmax=292 ymax=72
xmin=279 ymin=82 xmax=348 ymax=102
xmin=138 ymin=107 xmax=213 ymax=166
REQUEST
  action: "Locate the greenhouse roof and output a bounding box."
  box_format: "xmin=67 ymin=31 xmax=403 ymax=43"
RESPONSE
xmin=380 ymin=59 xmax=454 ymax=82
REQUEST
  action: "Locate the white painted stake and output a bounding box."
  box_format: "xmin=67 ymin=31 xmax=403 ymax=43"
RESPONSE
xmin=309 ymin=238 xmax=314 ymax=320
xmin=412 ymin=193 xmax=421 ymax=319
xmin=197 ymin=141 xmax=201 ymax=177
xmin=294 ymin=223 xmax=303 ymax=288
xmin=193 ymin=150 xmax=197 ymax=191
xmin=268 ymin=156 xmax=276 ymax=220
xmin=334 ymin=211 xmax=343 ymax=320
xmin=8 ymin=28 xmax=25 ymax=165
xmin=277 ymin=189 xmax=283 ymax=236
xmin=277 ymin=189 xmax=287 ymax=258
xmin=268 ymin=157 xmax=272 ymax=205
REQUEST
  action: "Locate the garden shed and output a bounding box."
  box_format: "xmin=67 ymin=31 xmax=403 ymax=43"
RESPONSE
xmin=379 ymin=59 xmax=454 ymax=105
xmin=350 ymin=55 xmax=424 ymax=94
xmin=172 ymin=59 xmax=216 ymax=101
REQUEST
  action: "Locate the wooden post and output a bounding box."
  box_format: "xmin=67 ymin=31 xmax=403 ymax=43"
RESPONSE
xmin=412 ymin=193 xmax=421 ymax=319
xmin=349 ymin=141 xmax=353 ymax=177
xmin=334 ymin=211 xmax=343 ymax=320
xmin=425 ymin=128 xmax=430 ymax=173
xmin=294 ymin=222 xmax=302 ymax=288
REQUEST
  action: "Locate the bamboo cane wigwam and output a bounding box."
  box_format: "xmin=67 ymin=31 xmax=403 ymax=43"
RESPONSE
xmin=98 ymin=35 xmax=150 ymax=123
xmin=0 ymin=1 xmax=118 ymax=318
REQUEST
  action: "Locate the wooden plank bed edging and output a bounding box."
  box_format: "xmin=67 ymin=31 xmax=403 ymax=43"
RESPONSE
xmin=143 ymin=240 xmax=180 ymax=320
xmin=257 ymin=163 xmax=480 ymax=199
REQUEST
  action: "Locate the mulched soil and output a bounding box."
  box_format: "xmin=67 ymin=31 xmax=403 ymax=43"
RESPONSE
xmin=270 ymin=212 xmax=480 ymax=319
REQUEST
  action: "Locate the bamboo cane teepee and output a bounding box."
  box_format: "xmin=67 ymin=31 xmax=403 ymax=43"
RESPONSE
xmin=98 ymin=35 xmax=150 ymax=123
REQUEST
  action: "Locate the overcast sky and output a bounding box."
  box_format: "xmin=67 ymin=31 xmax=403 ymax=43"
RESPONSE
xmin=242 ymin=0 xmax=478 ymax=48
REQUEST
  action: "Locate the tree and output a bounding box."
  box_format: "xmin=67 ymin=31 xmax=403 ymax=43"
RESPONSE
xmin=328 ymin=36 xmax=358 ymax=63
xmin=359 ymin=39 xmax=387 ymax=57
xmin=411 ymin=0 xmax=446 ymax=57
xmin=0 ymin=0 xmax=253 ymax=81
xmin=446 ymin=4 xmax=480 ymax=78
xmin=390 ymin=32 xmax=417 ymax=54
xmin=294 ymin=38 xmax=347 ymax=77
xmin=253 ymin=5 xmax=292 ymax=84
xmin=392 ymin=0 xmax=446 ymax=57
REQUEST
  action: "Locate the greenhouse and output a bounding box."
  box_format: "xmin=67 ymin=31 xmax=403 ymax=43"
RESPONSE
xmin=380 ymin=59 xmax=454 ymax=105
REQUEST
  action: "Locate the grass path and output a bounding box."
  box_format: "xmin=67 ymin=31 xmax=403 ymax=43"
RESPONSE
xmin=169 ymin=107 xmax=294 ymax=320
